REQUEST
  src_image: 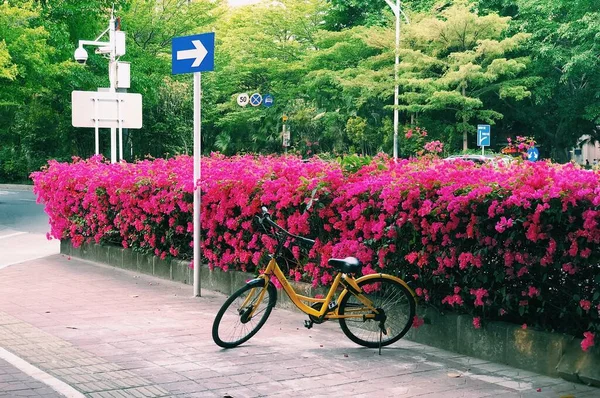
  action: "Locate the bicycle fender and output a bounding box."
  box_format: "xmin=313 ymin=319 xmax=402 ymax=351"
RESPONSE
xmin=245 ymin=278 xmax=278 ymax=307
xmin=337 ymin=273 xmax=417 ymax=303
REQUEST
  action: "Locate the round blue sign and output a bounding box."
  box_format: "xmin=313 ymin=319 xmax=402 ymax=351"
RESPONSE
xmin=250 ymin=93 xmax=262 ymax=107
xmin=263 ymin=94 xmax=274 ymax=108
xmin=527 ymin=147 xmax=539 ymax=162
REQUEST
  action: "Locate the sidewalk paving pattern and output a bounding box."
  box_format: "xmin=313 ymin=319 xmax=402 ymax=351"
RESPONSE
xmin=0 ymin=255 xmax=598 ymax=397
xmin=0 ymin=356 xmax=64 ymax=398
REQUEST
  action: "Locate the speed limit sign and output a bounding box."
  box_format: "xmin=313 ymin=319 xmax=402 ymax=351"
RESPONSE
xmin=237 ymin=93 xmax=249 ymax=107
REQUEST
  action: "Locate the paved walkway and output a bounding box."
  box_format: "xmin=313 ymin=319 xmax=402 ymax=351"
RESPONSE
xmin=0 ymin=255 xmax=598 ymax=397
xmin=0 ymin=356 xmax=63 ymax=397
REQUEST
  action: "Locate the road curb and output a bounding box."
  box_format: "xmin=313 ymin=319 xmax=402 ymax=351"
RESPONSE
xmin=0 ymin=184 xmax=33 ymax=191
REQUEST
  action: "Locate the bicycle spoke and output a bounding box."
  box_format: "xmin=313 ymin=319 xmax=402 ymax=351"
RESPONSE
xmin=338 ymin=277 xmax=415 ymax=348
xmin=212 ymin=283 xmax=276 ymax=348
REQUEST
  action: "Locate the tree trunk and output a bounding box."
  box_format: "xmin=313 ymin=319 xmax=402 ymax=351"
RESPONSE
xmin=462 ymin=85 xmax=468 ymax=152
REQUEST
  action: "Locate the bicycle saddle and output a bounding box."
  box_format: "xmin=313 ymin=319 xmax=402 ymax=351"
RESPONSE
xmin=328 ymin=257 xmax=362 ymax=274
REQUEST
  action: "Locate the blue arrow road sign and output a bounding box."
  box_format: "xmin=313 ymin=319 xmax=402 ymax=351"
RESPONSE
xmin=477 ymin=124 xmax=491 ymax=147
xmin=172 ymin=32 xmax=215 ymax=75
xmin=263 ymin=94 xmax=274 ymax=108
xmin=527 ymin=147 xmax=539 ymax=162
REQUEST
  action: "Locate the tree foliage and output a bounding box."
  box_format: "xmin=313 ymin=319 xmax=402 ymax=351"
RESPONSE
xmin=0 ymin=0 xmax=598 ymax=180
xmin=398 ymin=2 xmax=531 ymax=151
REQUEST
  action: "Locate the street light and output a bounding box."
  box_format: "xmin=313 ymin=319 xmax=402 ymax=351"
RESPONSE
xmin=384 ymin=0 xmax=409 ymax=161
xmin=74 ymin=10 xmax=126 ymax=163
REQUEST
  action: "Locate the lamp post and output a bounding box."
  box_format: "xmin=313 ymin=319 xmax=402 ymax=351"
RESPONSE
xmin=384 ymin=0 xmax=409 ymax=161
xmin=74 ymin=10 xmax=125 ymax=163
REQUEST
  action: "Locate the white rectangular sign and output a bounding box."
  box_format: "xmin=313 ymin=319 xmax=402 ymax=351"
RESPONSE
xmin=71 ymin=90 xmax=142 ymax=129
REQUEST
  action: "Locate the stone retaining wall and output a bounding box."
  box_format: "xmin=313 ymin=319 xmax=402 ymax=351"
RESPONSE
xmin=61 ymin=240 xmax=600 ymax=387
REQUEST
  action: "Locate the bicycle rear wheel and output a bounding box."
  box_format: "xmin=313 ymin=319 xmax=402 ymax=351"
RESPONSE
xmin=338 ymin=276 xmax=415 ymax=348
xmin=212 ymin=280 xmax=277 ymax=348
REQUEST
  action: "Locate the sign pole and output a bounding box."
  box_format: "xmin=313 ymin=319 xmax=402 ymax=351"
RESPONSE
xmin=94 ymin=96 xmax=99 ymax=155
xmin=171 ymin=32 xmax=214 ymax=298
xmin=193 ymin=72 xmax=202 ymax=297
xmin=118 ymin=97 xmax=123 ymax=161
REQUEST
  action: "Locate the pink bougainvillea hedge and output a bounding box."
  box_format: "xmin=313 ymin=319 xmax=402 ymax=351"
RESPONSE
xmin=32 ymin=154 xmax=600 ymax=350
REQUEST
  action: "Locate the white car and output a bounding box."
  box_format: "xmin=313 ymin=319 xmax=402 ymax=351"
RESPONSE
xmin=444 ymin=154 xmax=514 ymax=166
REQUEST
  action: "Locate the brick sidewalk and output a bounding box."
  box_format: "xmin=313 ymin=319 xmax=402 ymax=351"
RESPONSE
xmin=0 ymin=254 xmax=598 ymax=397
xmin=0 ymin=357 xmax=64 ymax=397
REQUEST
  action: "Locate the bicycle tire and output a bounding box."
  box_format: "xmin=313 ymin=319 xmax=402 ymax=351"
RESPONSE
xmin=212 ymin=280 xmax=277 ymax=348
xmin=338 ymin=276 xmax=415 ymax=348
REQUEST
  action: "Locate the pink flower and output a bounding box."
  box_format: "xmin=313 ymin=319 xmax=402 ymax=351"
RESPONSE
xmin=405 ymin=129 xmax=413 ymax=139
xmin=522 ymin=323 xmax=527 ymax=330
xmin=527 ymin=286 xmax=540 ymax=298
xmin=581 ymin=332 xmax=595 ymax=352
xmin=412 ymin=316 xmax=425 ymax=329
xmin=495 ymin=217 xmax=514 ymax=233
xmin=473 ymin=317 xmax=481 ymax=329
xmin=405 ymin=252 xmax=419 ymax=264
xmin=562 ymin=263 xmax=577 ymax=275
xmin=580 ymin=300 xmax=592 ymax=312
xmin=442 ymin=293 xmax=464 ymax=307
xmin=470 ymin=288 xmax=489 ymax=307
xmin=423 ymin=140 xmax=444 ymax=153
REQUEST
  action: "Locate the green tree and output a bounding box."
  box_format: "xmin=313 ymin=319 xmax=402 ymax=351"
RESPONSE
xmin=208 ymin=0 xmax=330 ymax=155
xmin=510 ymin=0 xmax=600 ymax=161
xmin=118 ymin=0 xmax=221 ymax=158
xmin=398 ymin=2 xmax=531 ymax=151
xmin=0 ymin=1 xmax=71 ymax=181
xmin=324 ymin=0 xmax=438 ymax=30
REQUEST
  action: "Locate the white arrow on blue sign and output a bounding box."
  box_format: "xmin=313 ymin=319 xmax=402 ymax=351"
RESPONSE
xmin=527 ymin=147 xmax=539 ymax=162
xmin=477 ymin=124 xmax=491 ymax=147
xmin=172 ymin=32 xmax=215 ymax=75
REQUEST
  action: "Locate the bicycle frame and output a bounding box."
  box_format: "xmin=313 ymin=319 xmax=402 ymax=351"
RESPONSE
xmin=255 ymin=256 xmax=382 ymax=320
xmin=246 ymin=209 xmax=416 ymax=322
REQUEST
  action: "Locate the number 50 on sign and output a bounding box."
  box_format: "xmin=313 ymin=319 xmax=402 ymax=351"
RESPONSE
xmin=237 ymin=93 xmax=249 ymax=107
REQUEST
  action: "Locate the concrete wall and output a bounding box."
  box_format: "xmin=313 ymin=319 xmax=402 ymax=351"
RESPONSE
xmin=61 ymin=240 xmax=599 ymax=386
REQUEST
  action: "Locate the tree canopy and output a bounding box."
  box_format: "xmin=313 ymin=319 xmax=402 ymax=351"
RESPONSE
xmin=0 ymin=0 xmax=597 ymax=181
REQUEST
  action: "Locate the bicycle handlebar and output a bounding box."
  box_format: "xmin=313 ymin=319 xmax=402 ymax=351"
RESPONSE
xmin=257 ymin=207 xmax=315 ymax=248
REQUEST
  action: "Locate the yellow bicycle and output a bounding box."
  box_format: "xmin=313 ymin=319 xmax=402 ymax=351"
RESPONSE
xmin=212 ymin=207 xmax=416 ymax=351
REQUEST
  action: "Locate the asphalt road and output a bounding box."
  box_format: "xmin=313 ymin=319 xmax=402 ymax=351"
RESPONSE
xmin=0 ymin=185 xmax=59 ymax=270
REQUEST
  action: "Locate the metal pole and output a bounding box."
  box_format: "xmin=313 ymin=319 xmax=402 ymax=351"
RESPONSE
xmin=193 ymin=72 xmax=202 ymax=297
xmin=108 ymin=13 xmax=117 ymax=164
xmin=392 ymin=0 xmax=400 ymax=161
xmin=283 ymin=124 xmax=287 ymax=154
xmin=94 ymin=97 xmax=99 ymax=155
xmin=118 ymin=98 xmax=123 ymax=161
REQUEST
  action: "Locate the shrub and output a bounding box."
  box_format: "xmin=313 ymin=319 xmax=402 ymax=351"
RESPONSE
xmin=31 ymin=154 xmax=600 ymax=349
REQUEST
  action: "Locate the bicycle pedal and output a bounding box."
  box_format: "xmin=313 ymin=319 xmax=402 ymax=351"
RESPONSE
xmin=304 ymin=320 xmax=313 ymax=329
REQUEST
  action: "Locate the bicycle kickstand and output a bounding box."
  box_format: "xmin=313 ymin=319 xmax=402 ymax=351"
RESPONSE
xmin=304 ymin=319 xmax=314 ymax=329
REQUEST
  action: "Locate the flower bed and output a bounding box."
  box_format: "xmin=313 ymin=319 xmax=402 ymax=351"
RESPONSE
xmin=31 ymin=154 xmax=600 ymax=350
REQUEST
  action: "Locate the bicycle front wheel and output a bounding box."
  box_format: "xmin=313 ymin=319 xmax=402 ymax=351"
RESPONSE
xmin=338 ymin=276 xmax=415 ymax=348
xmin=212 ymin=280 xmax=276 ymax=348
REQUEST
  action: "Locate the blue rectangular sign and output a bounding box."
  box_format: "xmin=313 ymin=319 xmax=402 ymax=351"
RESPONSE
xmin=477 ymin=124 xmax=491 ymax=147
xmin=172 ymin=32 xmax=215 ymax=75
